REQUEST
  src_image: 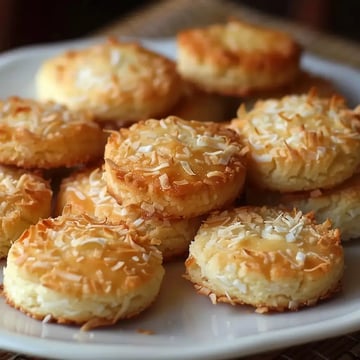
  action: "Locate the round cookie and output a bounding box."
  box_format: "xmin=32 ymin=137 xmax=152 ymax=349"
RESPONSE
xmin=3 ymin=212 xmax=164 ymax=329
xmin=185 ymin=206 xmax=344 ymax=312
xmin=231 ymin=92 xmax=360 ymax=192
xmin=36 ymin=38 xmax=182 ymax=123
xmin=0 ymin=97 xmax=105 ymax=169
xmin=177 ymin=19 xmax=301 ymax=96
xmin=246 ymin=173 xmax=360 ymax=241
xmin=0 ymin=165 xmax=52 ymax=258
xmin=57 ymin=166 xmax=202 ymax=260
xmin=104 ymin=116 xmax=247 ymax=218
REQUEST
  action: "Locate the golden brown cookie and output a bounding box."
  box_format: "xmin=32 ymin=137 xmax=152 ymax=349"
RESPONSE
xmin=231 ymin=92 xmax=360 ymax=192
xmin=104 ymin=116 xmax=247 ymax=218
xmin=0 ymin=165 xmax=52 ymax=258
xmin=177 ymin=19 xmax=301 ymax=96
xmin=185 ymin=206 xmax=344 ymax=312
xmin=36 ymin=38 xmax=182 ymax=123
xmin=56 ymin=166 xmax=202 ymax=260
xmin=3 ymin=212 xmax=164 ymax=329
xmin=0 ymin=97 xmax=105 ymax=169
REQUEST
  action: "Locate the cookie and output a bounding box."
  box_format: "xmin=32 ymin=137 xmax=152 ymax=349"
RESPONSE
xmin=185 ymin=206 xmax=344 ymax=312
xmin=177 ymin=19 xmax=301 ymax=96
xmin=3 ymin=212 xmax=164 ymax=329
xmin=36 ymin=38 xmax=182 ymax=123
xmin=104 ymin=116 xmax=247 ymax=218
xmin=231 ymin=92 xmax=360 ymax=191
xmin=0 ymin=97 xmax=105 ymax=169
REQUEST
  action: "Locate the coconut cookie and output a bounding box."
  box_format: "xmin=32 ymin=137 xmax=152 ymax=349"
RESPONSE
xmin=104 ymin=116 xmax=247 ymax=218
xmin=36 ymin=38 xmax=182 ymax=123
xmin=246 ymin=173 xmax=360 ymax=241
xmin=0 ymin=97 xmax=105 ymax=169
xmin=0 ymin=165 xmax=52 ymax=258
xmin=231 ymin=92 xmax=360 ymax=192
xmin=3 ymin=212 xmax=164 ymax=329
xmin=185 ymin=206 xmax=344 ymax=312
xmin=56 ymin=166 xmax=202 ymax=260
xmin=177 ymin=19 xmax=301 ymax=96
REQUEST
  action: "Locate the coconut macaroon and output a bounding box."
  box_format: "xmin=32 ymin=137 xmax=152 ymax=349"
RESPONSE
xmin=0 ymin=97 xmax=105 ymax=169
xmin=231 ymin=92 xmax=360 ymax=192
xmin=246 ymin=173 xmax=360 ymax=241
xmin=104 ymin=116 xmax=247 ymax=218
xmin=185 ymin=206 xmax=344 ymax=312
xmin=56 ymin=166 xmax=202 ymax=260
xmin=36 ymin=38 xmax=182 ymax=123
xmin=177 ymin=19 xmax=301 ymax=96
xmin=0 ymin=165 xmax=52 ymax=258
xmin=3 ymin=212 xmax=164 ymax=329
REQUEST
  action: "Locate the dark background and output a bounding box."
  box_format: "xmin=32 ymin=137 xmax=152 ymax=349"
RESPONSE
xmin=0 ymin=0 xmax=359 ymax=52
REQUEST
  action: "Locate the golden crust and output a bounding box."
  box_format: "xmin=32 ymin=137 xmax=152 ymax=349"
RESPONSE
xmin=3 ymin=212 xmax=164 ymax=328
xmin=230 ymin=92 xmax=360 ymax=192
xmin=177 ymin=20 xmax=301 ymax=96
xmin=185 ymin=206 xmax=344 ymax=311
xmin=0 ymin=165 xmax=52 ymax=259
xmin=246 ymin=173 xmax=360 ymax=241
xmin=56 ymin=166 xmax=202 ymax=260
xmin=104 ymin=116 xmax=247 ymax=218
xmin=36 ymin=38 xmax=182 ymax=123
xmin=0 ymin=97 xmax=105 ymax=168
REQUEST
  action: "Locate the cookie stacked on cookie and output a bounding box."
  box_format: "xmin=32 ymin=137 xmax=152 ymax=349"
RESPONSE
xmin=231 ymin=91 xmax=360 ymax=240
xmin=103 ymin=115 xmax=247 ymax=254
xmin=56 ymin=166 xmax=202 ymax=261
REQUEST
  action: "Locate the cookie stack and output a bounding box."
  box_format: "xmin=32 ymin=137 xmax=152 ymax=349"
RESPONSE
xmin=103 ymin=115 xmax=247 ymax=249
xmin=56 ymin=166 xmax=203 ymax=261
xmin=231 ymin=92 xmax=360 ymax=241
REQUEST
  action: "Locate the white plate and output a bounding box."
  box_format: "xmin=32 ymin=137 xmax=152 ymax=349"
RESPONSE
xmin=0 ymin=38 xmax=360 ymax=360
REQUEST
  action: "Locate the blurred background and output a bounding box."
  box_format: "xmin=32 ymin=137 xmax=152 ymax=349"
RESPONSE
xmin=0 ymin=0 xmax=359 ymax=52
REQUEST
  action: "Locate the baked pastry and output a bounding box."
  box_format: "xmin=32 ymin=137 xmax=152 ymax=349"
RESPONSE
xmin=0 ymin=165 xmax=52 ymax=259
xmin=36 ymin=38 xmax=182 ymax=123
xmin=3 ymin=212 xmax=164 ymax=329
xmin=185 ymin=206 xmax=344 ymax=312
xmin=246 ymin=173 xmax=360 ymax=241
xmin=104 ymin=116 xmax=247 ymax=218
xmin=0 ymin=97 xmax=105 ymax=169
xmin=56 ymin=166 xmax=202 ymax=260
xmin=177 ymin=19 xmax=301 ymax=96
xmin=231 ymin=92 xmax=360 ymax=192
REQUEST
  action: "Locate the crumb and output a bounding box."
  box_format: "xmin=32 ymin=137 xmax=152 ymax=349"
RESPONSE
xmin=137 ymin=328 xmax=155 ymax=335
xmin=310 ymin=189 xmax=322 ymax=198
xmin=209 ymin=292 xmax=217 ymax=304
xmin=255 ymin=306 xmax=269 ymax=314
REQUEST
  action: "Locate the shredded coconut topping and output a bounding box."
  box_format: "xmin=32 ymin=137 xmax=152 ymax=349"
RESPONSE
xmin=106 ymin=116 xmax=246 ymax=191
xmin=234 ymin=93 xmax=360 ymax=161
xmin=0 ymin=97 xmax=98 ymax=135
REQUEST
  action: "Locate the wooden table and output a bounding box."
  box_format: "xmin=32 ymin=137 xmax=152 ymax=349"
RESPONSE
xmin=1 ymin=0 xmax=360 ymax=359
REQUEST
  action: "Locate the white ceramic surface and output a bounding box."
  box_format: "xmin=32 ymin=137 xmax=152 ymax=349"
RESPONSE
xmin=0 ymin=38 xmax=360 ymax=360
